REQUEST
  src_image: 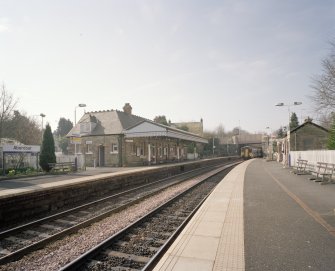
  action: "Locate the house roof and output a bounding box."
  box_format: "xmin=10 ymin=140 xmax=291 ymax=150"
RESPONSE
xmin=66 ymin=108 xmax=208 ymax=144
xmin=67 ymin=109 xmax=145 ymax=137
xmin=289 ymin=119 xmax=329 ymax=134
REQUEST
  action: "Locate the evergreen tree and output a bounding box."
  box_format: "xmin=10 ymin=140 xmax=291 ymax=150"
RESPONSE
xmin=154 ymin=115 xmax=169 ymax=126
xmin=289 ymin=112 xmax=299 ymax=131
xmin=39 ymin=123 xmax=56 ymax=172
xmin=327 ymin=118 xmax=335 ymax=150
xmin=54 ymin=118 xmax=73 ymax=154
xmin=55 ymin=118 xmax=73 ymax=137
xmin=277 ymin=127 xmax=285 ymax=138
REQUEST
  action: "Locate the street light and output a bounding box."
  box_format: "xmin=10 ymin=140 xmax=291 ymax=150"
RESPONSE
xmin=212 ymin=137 xmax=216 ymax=157
xmin=265 ymin=126 xmax=271 ymax=160
xmin=40 ymin=113 xmax=46 ymax=142
xmin=275 ymin=102 xmax=302 ymax=167
xmin=74 ymin=103 xmax=86 ymax=125
xmin=275 ymin=102 xmax=302 ymax=132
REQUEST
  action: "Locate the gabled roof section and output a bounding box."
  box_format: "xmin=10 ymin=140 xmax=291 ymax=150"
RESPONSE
xmin=290 ymin=120 xmax=329 ymax=134
xmin=124 ymin=120 xmax=208 ymax=144
xmin=66 ymin=109 xmax=145 ymax=137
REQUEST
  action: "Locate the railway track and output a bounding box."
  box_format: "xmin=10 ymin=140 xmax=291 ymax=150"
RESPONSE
xmin=59 ymin=162 xmax=238 ymax=271
xmin=0 ymin=163 xmax=234 ymax=265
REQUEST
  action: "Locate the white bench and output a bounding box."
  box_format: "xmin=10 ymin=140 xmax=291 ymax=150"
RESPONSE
xmin=309 ymin=162 xmax=335 ymax=184
xmin=292 ymin=159 xmax=308 ymax=175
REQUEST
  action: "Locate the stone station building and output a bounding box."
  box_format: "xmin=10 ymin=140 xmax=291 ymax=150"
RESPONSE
xmin=67 ymin=104 xmax=208 ymax=167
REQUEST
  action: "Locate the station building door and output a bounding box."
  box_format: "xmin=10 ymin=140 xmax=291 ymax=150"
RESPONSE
xmin=98 ymin=145 xmax=105 ymax=166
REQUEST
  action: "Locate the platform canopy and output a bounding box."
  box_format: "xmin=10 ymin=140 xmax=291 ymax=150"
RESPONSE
xmin=123 ymin=120 xmax=208 ymax=144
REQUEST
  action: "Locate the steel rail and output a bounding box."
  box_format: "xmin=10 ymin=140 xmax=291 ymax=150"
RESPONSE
xmin=59 ymin=161 xmax=240 ymax=271
xmin=0 ymin=163 xmax=226 ymax=265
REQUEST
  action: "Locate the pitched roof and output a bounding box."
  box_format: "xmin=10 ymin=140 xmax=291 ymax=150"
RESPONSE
xmin=67 ymin=109 xmax=145 ymax=137
xmin=66 ymin=109 xmax=208 ymax=144
xmin=290 ymin=120 xmax=329 ymax=134
xmin=124 ymin=120 xmax=208 ymax=143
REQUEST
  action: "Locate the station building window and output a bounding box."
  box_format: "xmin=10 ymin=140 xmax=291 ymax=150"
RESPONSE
xmin=86 ymin=144 xmax=92 ymax=154
xmin=136 ymin=143 xmax=145 ymax=157
xmin=111 ymin=143 xmax=118 ymax=153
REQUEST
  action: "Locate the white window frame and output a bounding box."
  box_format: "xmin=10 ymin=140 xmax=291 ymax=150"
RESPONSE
xmin=111 ymin=143 xmax=118 ymax=154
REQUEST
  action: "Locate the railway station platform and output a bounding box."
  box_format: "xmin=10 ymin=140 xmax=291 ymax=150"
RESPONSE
xmin=0 ymin=166 xmax=149 ymax=198
xmin=153 ymin=159 xmax=335 ymax=271
xmin=0 ymin=158 xmax=236 ymax=224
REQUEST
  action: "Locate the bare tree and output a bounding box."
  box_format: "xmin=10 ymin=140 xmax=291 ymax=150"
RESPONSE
xmin=215 ymin=124 xmax=225 ymax=139
xmin=0 ymin=83 xmax=18 ymax=138
xmin=310 ymin=41 xmax=335 ymax=115
xmin=6 ymin=111 xmax=41 ymax=145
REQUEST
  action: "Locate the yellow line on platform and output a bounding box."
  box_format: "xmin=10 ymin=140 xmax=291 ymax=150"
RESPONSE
xmin=263 ymin=165 xmax=335 ymax=238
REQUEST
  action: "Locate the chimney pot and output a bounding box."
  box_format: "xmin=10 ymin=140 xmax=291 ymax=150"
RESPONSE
xmin=123 ymin=103 xmax=132 ymax=114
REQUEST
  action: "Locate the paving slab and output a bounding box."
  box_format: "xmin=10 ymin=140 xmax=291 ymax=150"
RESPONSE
xmin=153 ymin=159 xmax=252 ymax=271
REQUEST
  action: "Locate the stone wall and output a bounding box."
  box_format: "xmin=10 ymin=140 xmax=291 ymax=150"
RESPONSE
xmin=0 ymin=157 xmax=238 ymax=223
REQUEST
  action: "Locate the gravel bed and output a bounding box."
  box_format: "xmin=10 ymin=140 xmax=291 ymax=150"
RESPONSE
xmin=0 ymin=178 xmax=202 ymax=271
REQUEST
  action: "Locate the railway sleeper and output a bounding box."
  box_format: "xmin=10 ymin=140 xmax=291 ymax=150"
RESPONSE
xmin=23 ymin=230 xmax=51 ymax=239
xmin=141 ymin=221 xmax=179 ymax=231
xmin=126 ymin=232 xmax=170 ymax=240
xmin=39 ymin=224 xmax=64 ymax=231
xmin=87 ymin=259 xmax=139 ymax=271
xmin=163 ymin=215 xmax=186 ymax=221
xmin=0 ymin=247 xmax=11 ymax=256
xmin=54 ymin=219 xmax=78 ymax=226
xmin=105 ymin=250 xmax=151 ymax=263
xmin=4 ymin=236 xmax=28 ymax=245
xmin=113 ymin=241 xmax=161 ymax=252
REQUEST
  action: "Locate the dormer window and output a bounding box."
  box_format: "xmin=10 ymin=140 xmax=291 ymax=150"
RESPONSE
xmin=80 ymin=122 xmax=97 ymax=135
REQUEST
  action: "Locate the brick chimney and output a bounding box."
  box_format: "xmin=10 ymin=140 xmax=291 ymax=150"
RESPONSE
xmin=123 ymin=103 xmax=132 ymax=115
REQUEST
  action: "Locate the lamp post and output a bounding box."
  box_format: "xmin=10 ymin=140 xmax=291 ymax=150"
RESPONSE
xmin=212 ymin=137 xmax=215 ymax=157
xmin=40 ymin=113 xmax=46 ymax=143
xmin=74 ymin=103 xmax=86 ymax=125
xmin=74 ymin=104 xmax=86 ymax=155
xmin=265 ymin=126 xmax=271 ymax=160
xmin=275 ymin=102 xmax=302 ymax=132
xmin=275 ymin=102 xmax=302 ymax=167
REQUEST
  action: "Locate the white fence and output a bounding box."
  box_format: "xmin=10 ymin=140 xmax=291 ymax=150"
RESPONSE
xmin=290 ymin=150 xmax=335 ymax=168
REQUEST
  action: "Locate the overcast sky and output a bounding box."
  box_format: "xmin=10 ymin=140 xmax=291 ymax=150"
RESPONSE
xmin=1 ymin=0 xmax=334 ymax=134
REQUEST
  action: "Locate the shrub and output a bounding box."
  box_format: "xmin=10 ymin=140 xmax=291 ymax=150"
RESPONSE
xmin=39 ymin=124 xmax=56 ymax=172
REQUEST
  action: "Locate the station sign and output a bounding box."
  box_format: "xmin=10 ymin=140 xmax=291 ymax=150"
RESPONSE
xmin=3 ymin=145 xmax=40 ymax=153
xmin=70 ymin=137 xmax=81 ymax=144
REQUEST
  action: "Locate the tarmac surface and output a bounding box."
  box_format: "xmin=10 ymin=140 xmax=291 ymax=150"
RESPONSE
xmin=244 ymin=159 xmax=335 ymax=271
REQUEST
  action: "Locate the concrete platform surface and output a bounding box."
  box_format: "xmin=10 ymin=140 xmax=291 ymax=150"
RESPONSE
xmin=0 ymin=166 xmax=150 ymax=199
xmin=153 ymin=159 xmax=252 ymax=271
xmin=153 ymin=159 xmax=335 ymax=271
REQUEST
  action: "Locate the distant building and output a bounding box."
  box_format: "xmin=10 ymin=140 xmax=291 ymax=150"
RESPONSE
xmin=289 ymin=118 xmax=329 ymax=151
xmin=277 ymin=118 xmax=329 ymax=166
xmin=232 ymin=133 xmax=263 ymax=147
xmin=170 ymin=119 xmax=204 ymax=137
xmin=67 ymin=103 xmax=208 ymax=167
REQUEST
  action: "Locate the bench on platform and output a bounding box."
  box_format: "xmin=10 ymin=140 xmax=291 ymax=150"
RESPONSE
xmin=309 ymin=162 xmax=335 ymax=184
xmin=292 ymin=159 xmax=308 ymax=175
xmin=48 ymin=162 xmax=77 ymax=173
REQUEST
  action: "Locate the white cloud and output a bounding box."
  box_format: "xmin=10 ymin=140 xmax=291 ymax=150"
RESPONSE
xmin=0 ymin=17 xmax=10 ymax=32
xmin=0 ymin=24 xmax=9 ymax=32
